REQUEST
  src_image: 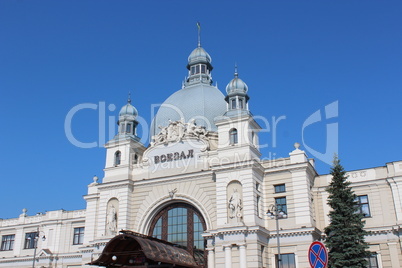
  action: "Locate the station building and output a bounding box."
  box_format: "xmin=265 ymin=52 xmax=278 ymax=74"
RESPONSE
xmin=0 ymin=41 xmax=401 ymax=268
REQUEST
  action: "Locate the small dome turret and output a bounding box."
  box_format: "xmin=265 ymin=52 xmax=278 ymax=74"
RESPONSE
xmin=187 ymin=46 xmax=212 ymax=67
xmin=224 ymin=67 xmax=250 ymax=112
xmin=119 ymin=93 xmax=138 ymax=118
xmin=119 ymin=101 xmax=138 ymax=118
xmin=117 ymin=94 xmax=139 ymax=137
xmin=226 ymin=72 xmax=248 ymax=95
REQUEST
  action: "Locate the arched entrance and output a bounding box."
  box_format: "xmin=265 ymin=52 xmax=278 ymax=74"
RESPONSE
xmin=148 ymin=202 xmax=207 ymax=266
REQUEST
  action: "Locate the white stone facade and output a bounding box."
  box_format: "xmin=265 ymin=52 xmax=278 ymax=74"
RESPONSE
xmin=1 ymin=45 xmax=401 ymax=268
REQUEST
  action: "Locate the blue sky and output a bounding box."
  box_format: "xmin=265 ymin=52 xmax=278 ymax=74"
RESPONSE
xmin=1 ymin=0 xmax=401 ymax=219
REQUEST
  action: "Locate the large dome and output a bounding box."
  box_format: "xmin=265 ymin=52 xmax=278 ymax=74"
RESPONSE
xmin=151 ymin=84 xmax=226 ymax=137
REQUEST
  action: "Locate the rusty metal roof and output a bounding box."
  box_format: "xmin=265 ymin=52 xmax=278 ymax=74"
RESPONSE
xmin=88 ymin=231 xmax=199 ymax=268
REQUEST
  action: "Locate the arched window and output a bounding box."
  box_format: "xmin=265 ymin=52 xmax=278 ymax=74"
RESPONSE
xmin=149 ymin=203 xmax=206 ymax=266
xmin=133 ymin=154 xmax=138 ymax=164
xmin=230 ymin=128 xmax=238 ymax=145
xmin=114 ymin=151 xmax=121 ymax=166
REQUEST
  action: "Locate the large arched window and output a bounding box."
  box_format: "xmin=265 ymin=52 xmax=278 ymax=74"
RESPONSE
xmin=230 ymin=128 xmax=238 ymax=145
xmin=149 ymin=203 xmax=206 ymax=266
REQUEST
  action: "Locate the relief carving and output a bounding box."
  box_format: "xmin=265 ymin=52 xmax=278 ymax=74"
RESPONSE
xmin=227 ymin=181 xmax=243 ymax=224
xmin=106 ymin=199 xmax=119 ymax=236
xmin=152 ymin=119 xmax=209 ymax=148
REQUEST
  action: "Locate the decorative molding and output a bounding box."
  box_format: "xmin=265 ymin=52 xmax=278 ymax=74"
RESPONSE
xmin=268 ymin=227 xmax=322 ymax=238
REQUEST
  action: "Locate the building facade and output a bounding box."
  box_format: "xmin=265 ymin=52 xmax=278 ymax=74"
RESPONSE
xmin=1 ymin=43 xmax=401 ymax=268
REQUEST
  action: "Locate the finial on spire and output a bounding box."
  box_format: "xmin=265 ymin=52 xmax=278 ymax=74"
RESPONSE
xmin=197 ymin=22 xmax=201 ymax=47
xmin=234 ymin=63 xmax=238 ymax=78
xmin=128 ymin=91 xmax=131 ymax=104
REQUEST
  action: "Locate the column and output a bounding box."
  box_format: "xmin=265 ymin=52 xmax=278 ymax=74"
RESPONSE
xmin=239 ymin=243 xmax=247 ymax=268
xmin=387 ymin=242 xmax=401 ymax=268
xmin=207 ymin=247 xmax=215 ymax=268
xmin=223 ymin=244 xmax=232 ymax=268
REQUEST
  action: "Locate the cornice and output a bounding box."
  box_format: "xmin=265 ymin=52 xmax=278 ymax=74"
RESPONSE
xmin=211 ymin=158 xmax=261 ymax=173
xmin=134 ymin=170 xmax=214 ymax=186
xmin=208 ymin=225 xmax=269 ymax=236
xmin=268 ymin=227 xmax=322 ymax=238
xmin=97 ymin=180 xmax=135 ymax=191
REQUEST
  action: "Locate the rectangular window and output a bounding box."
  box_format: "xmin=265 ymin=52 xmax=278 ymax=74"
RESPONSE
xmin=356 ymin=195 xmax=371 ymax=217
xmin=366 ymin=253 xmax=379 ymax=268
xmin=73 ymin=227 xmax=85 ymax=245
xmin=231 ymin=99 xmax=236 ymax=109
xmin=201 ymin=65 xmax=206 ymax=74
xmin=24 ymin=232 xmax=38 ymax=249
xmin=275 ymin=253 xmax=296 ymax=268
xmin=275 ymin=197 xmax=287 ymax=214
xmin=239 ymin=99 xmax=244 ymax=109
xmin=195 ymin=65 xmax=200 ymax=74
xmin=1 ymin=235 xmax=15 ymax=251
xmin=126 ymin=123 xmax=132 ymax=134
xmin=191 ymin=66 xmax=195 ymax=75
xmin=274 ymin=184 xmax=286 ymax=193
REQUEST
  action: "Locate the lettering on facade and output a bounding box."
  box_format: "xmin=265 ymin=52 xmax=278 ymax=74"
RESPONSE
xmin=154 ymin=149 xmax=194 ymax=164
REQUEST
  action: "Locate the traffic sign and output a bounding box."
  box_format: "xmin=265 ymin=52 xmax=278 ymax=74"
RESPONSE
xmin=308 ymin=241 xmax=328 ymax=268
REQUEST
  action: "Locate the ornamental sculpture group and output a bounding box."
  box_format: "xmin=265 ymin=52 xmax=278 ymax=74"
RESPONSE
xmin=228 ymin=189 xmax=243 ymax=222
xmin=152 ymin=119 xmax=209 ymax=146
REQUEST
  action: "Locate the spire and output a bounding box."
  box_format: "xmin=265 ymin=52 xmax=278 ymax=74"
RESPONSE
xmin=127 ymin=91 xmax=131 ymax=104
xmin=197 ymin=22 xmax=201 ymax=47
xmin=234 ymin=63 xmax=238 ymax=78
xmin=185 ymin=23 xmax=213 ymax=86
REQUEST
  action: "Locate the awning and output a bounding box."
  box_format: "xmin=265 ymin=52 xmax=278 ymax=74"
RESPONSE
xmin=88 ymin=231 xmax=199 ymax=268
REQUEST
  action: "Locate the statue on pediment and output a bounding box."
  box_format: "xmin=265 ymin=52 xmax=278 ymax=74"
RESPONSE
xmin=152 ymin=119 xmax=209 ymax=147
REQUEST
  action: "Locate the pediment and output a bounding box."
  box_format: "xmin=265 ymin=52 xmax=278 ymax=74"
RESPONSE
xmin=38 ymin=248 xmax=52 ymax=257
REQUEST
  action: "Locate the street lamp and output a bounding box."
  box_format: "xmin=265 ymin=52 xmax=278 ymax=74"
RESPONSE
xmin=267 ymin=204 xmax=287 ymax=268
xmin=31 ymin=227 xmax=46 ymax=268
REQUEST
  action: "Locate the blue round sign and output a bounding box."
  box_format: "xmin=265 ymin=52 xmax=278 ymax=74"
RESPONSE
xmin=308 ymin=241 xmax=328 ymax=268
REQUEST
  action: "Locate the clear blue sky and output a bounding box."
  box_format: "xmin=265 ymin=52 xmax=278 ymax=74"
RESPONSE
xmin=1 ymin=0 xmax=401 ymax=219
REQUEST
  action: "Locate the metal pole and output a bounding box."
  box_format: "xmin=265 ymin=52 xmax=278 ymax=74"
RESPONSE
xmin=32 ymin=237 xmax=37 ymax=268
xmin=276 ymin=212 xmax=281 ymax=268
xmin=32 ymin=227 xmax=40 ymax=268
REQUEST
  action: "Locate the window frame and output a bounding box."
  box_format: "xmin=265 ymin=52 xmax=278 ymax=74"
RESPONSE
xmin=356 ymin=195 xmax=371 ymax=217
xmin=24 ymin=232 xmax=38 ymax=249
xmin=274 ymin=184 xmax=286 ymax=193
xmin=73 ymin=227 xmax=85 ymax=245
xmin=275 ymin=196 xmax=287 ymax=214
xmin=126 ymin=123 xmax=132 ymax=134
xmin=366 ymin=253 xmax=379 ymax=268
xmin=148 ymin=203 xmax=207 ymax=264
xmin=257 ymin=195 xmax=262 ymax=218
xmin=239 ymin=98 xmax=244 ymax=109
xmin=114 ymin=151 xmax=121 ymax=166
xmin=275 ymin=253 xmax=296 ymax=268
xmin=1 ymin=234 xmax=15 ymax=251
xmin=231 ymin=98 xmax=236 ymax=109
xmin=229 ymin=128 xmax=238 ymax=145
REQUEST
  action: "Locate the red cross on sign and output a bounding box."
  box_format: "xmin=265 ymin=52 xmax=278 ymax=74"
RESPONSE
xmin=308 ymin=241 xmax=328 ymax=268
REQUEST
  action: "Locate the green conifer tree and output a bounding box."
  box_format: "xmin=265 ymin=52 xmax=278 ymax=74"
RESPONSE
xmin=324 ymin=156 xmax=370 ymax=268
